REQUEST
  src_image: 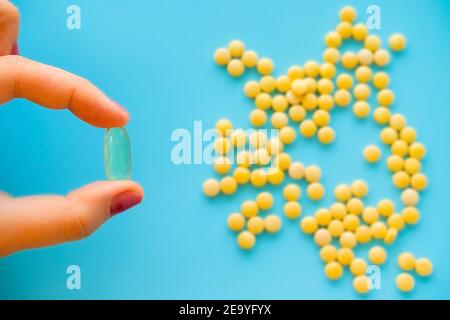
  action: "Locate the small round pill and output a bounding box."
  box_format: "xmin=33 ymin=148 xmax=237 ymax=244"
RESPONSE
xmin=227 ymin=213 xmax=245 ymax=231
xmin=409 ymin=142 xmax=426 ymax=159
xmin=256 ymin=192 xmax=274 ymax=210
xmin=391 ymin=140 xmax=408 ymax=157
xmin=334 ymin=184 xmax=352 ymax=202
xmin=350 ymin=258 xmax=368 ymax=276
xmin=320 ymin=63 xmax=337 ymax=79
xmin=308 ymin=183 xmax=325 ymax=201
xmin=389 ymin=33 xmax=407 ymax=51
xmin=357 ymin=48 xmax=373 ymax=66
xmin=288 ymin=65 xmax=304 ymax=79
xmin=398 ymin=252 xmax=416 ymax=271
xmin=214 ymin=156 xmax=232 ymax=175
xmin=386 ymin=155 xmax=404 ymax=172
xmin=390 ymin=113 xmax=406 ymax=131
xmin=380 ymin=127 xmax=398 ymax=145
xmin=318 ymin=94 xmax=334 ymax=111
xmin=343 ymin=214 xmax=360 ymax=231
xmin=351 ymin=180 xmax=369 ymax=198
xmin=323 ymin=47 xmax=340 ymax=64
xmin=289 ymin=105 xmax=307 ymax=122
xmin=318 ymin=127 xmax=335 ymax=144
xmin=257 ymin=57 xmax=274 ymax=75
xmin=353 ymin=101 xmax=371 ymax=118
xmin=264 ymin=215 xmax=282 ymax=233
xmin=373 ymin=107 xmax=391 ymax=125
xmin=216 ymin=118 xmax=233 ymax=136
xmin=355 ymin=66 xmax=373 ymax=83
xmin=312 ymin=109 xmax=331 ymax=127
xmin=249 ymin=130 xmax=267 ymax=148
xmin=372 ymin=72 xmax=390 ymax=89
xmin=404 ymin=158 xmax=421 ymax=175
xmin=364 ymin=35 xmax=381 ymax=52
xmin=392 ymin=171 xmax=410 ymax=189
xmin=241 ymin=50 xmax=258 ymax=68
xmin=254 ymin=148 xmax=271 ymax=166
xmin=220 ymin=176 xmax=237 ymax=195
xmin=247 ymin=216 xmax=265 ymax=235
xmin=254 ymin=93 xmax=272 ymax=110
xmin=315 ymin=208 xmax=332 ymax=226
xmin=237 ymin=231 xmax=256 ymax=250
xmin=233 ymin=167 xmax=250 ymax=185
xmin=411 ymin=173 xmax=428 ymax=191
xmin=260 ymin=76 xmax=276 ymax=93
xmin=291 ymin=79 xmax=308 ymax=96
xmin=384 ymin=228 xmax=398 ymax=245
xmin=320 ymin=245 xmax=338 ymax=263
xmin=276 ymin=75 xmax=291 ymax=92
xmin=368 ymin=246 xmax=387 ymax=265
xmin=325 ymin=31 xmax=342 ymax=48
xmin=214 ymin=48 xmax=231 ymax=66
xmin=339 ymin=5 xmax=357 ymax=22
xmin=284 ymin=201 xmax=302 ymax=219
xmin=401 ymin=188 xmax=420 ymax=207
xmin=352 ymin=23 xmax=368 ymax=41
xmin=236 ymin=150 xmax=253 ymax=167
xmin=402 ymin=207 xmax=420 ymax=224
xmin=370 ymin=221 xmax=387 ymax=239
xmin=314 ymin=228 xmax=332 ymax=247
xmin=301 ymin=216 xmax=318 ymax=234
xmin=271 ymin=111 xmax=289 ymax=128
xmin=300 ymin=120 xmax=317 ymax=138
xmin=305 ymin=165 xmax=322 ymax=183
xmin=400 ymin=127 xmax=417 ymax=144
xmin=302 ymin=93 xmax=318 ymax=110
xmin=227 ymin=59 xmax=245 ymax=77
xmin=374 ymin=49 xmax=391 ymax=67
xmin=304 ymin=60 xmax=320 ymax=77
xmin=274 ymin=152 xmax=292 ymax=171
xmin=328 ymin=220 xmax=344 ymax=237
xmin=330 ymin=202 xmax=347 ymax=220
xmin=378 ymin=199 xmax=395 ymax=217
xmin=250 ymin=169 xmax=267 ymax=187
xmin=353 ymin=83 xmax=371 ymax=100
xmin=396 ymin=273 xmax=414 ymax=292
xmin=342 ymin=51 xmax=358 ymax=69
xmin=336 ymin=73 xmax=353 ymax=89
xmin=325 ymin=261 xmax=344 ymax=280
xmin=288 ymin=162 xmax=305 ymax=180
xmin=283 ymin=184 xmax=301 ymax=201
xmin=362 ymin=206 xmax=379 ymax=225
xmin=353 ymin=275 xmax=370 ymax=294
xmin=415 ymin=258 xmax=433 ymax=277
xmin=355 ymin=225 xmax=372 ymax=243
xmin=318 ymin=78 xmax=334 ymax=94
xmin=203 ymin=179 xmax=220 ymax=197
xmin=387 ymin=213 xmax=405 ymax=231
xmin=279 ymin=126 xmax=297 ymax=145
xmin=267 ymin=167 xmax=285 ymax=185
xmin=378 ymin=89 xmax=395 ymax=107
xmin=363 ymin=145 xmax=381 ymax=163
xmin=249 ymin=109 xmax=267 ymax=127
xmin=347 ymin=198 xmax=364 ymax=215
xmin=241 ymin=200 xmax=259 ymax=218
xmin=231 ymin=129 xmax=247 ymax=147
xmin=340 ymin=231 xmax=357 ymax=248
xmin=336 ymin=21 xmax=353 ymax=39
xmin=334 ymin=89 xmax=352 ymax=107
xmin=337 ymin=247 xmax=354 ymax=266
xmin=228 ymin=40 xmax=245 ymax=57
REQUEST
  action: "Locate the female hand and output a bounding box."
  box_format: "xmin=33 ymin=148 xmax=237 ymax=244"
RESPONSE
xmin=0 ymin=0 xmax=144 ymax=257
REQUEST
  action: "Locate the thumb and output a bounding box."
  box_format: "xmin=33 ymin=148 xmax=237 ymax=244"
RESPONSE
xmin=0 ymin=181 xmax=144 ymax=257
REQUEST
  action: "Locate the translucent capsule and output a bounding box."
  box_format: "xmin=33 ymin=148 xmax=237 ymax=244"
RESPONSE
xmin=105 ymin=128 xmax=132 ymax=180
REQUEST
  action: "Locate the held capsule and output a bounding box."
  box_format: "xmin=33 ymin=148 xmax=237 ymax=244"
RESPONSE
xmin=104 ymin=127 xmax=132 ymax=180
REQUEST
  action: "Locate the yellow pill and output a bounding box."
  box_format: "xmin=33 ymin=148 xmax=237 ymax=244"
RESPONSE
xmin=203 ymin=178 xmax=220 ymax=197
xmin=304 ymin=77 xmax=318 ymax=93
xmin=214 ymin=47 xmax=231 ymax=66
xmin=273 ymin=152 xmax=292 ymax=171
xmin=362 ymin=206 xmax=379 ymax=225
xmin=320 ymin=63 xmax=337 ymax=80
xmin=353 ymin=101 xmax=371 ymax=118
xmin=283 ymin=183 xmax=301 ymax=201
xmin=220 ymin=176 xmax=238 ymax=195
xmin=386 ymin=155 xmax=404 ymax=172
xmin=355 ymin=225 xmax=372 ymax=243
xmin=350 ymin=258 xmax=368 ymax=276
xmin=353 ymin=83 xmax=371 ymax=100
xmin=231 ymin=129 xmax=247 ymax=148
xmin=318 ymin=127 xmax=335 ymax=144
xmin=363 ymin=145 xmax=381 ymax=163
xmin=325 ymin=31 xmax=342 ymax=48
xmin=288 ymin=162 xmax=305 ymax=180
xmin=340 ymin=231 xmax=357 ymax=248
xmin=372 ymin=71 xmax=390 ymax=89
xmin=257 ymin=57 xmax=274 ymax=75
xmin=216 ymin=118 xmax=233 ymax=136
xmin=384 ymin=227 xmax=398 ymax=245
xmin=341 ymin=51 xmax=358 ymax=69
xmin=255 ymin=93 xmax=272 ymax=110
xmin=398 ymin=252 xmax=416 ymax=271
xmin=300 ymin=120 xmax=317 ymax=138
xmin=392 ymin=171 xmax=410 ymax=189
xmin=214 ymin=156 xmax=232 ymax=175
xmin=267 ymin=138 xmax=284 ymax=156
xmin=254 ymin=148 xmax=271 ymax=166
xmin=241 ymin=50 xmax=258 ymax=68
xmin=390 ymin=113 xmax=406 ymax=131
xmin=380 ymin=127 xmax=398 ymax=145
xmin=335 ymin=184 xmax=352 ymax=202
xmin=336 ymin=21 xmax=353 ymax=39
xmin=387 ymin=213 xmax=405 ymax=231
xmin=247 ymin=216 xmax=265 ymax=235
xmin=396 ymin=273 xmax=414 ymax=292
xmin=391 ymin=140 xmax=409 ymax=157
xmin=343 ymin=214 xmax=360 ymax=231
xmin=330 ymin=202 xmax=347 ymax=220
xmin=287 ymin=65 xmax=304 ymax=80
xmin=337 ymin=247 xmax=354 ymax=266
xmin=284 ymin=201 xmax=302 ymax=219
xmin=357 ymin=48 xmax=373 ymax=66
xmin=279 ymin=126 xmax=297 ymax=145
xmin=368 ymin=246 xmax=387 ymax=265
xmin=336 ymin=73 xmax=354 ymax=90
xmin=334 ymin=89 xmax=352 ymax=107
xmin=237 ymin=231 xmax=256 ymax=250
xmin=339 ymin=5 xmax=357 ymax=22
xmin=260 ymin=76 xmax=277 ymax=93
xmin=373 ymin=107 xmax=391 ymax=125
xmin=374 ymin=49 xmax=391 ymax=67
xmin=323 ymin=47 xmax=340 ymax=64
xmin=236 ymin=150 xmax=254 ymax=167
xmin=227 ymin=213 xmax=245 ymax=232
xmin=404 ymin=158 xmax=421 ymax=175
xmin=411 ymin=173 xmax=428 ymax=191
xmin=352 ymin=23 xmax=368 ymax=41
xmin=241 ymin=200 xmax=259 ymax=218
xmin=355 ymin=66 xmax=373 ymax=83
xmin=353 ymin=275 xmax=370 ymax=294
xmin=304 ymin=60 xmax=320 ymax=78
xmin=287 ymin=91 xmax=302 ymax=105
xmin=264 ymin=215 xmax=282 ymax=233
xmin=250 ymin=169 xmax=267 ymax=187
xmin=315 ymin=208 xmax=332 ymax=226
xmin=378 ymin=199 xmax=395 ymax=217
xmin=328 ymin=219 xmax=344 ymax=237
xmin=289 ymin=105 xmax=307 ymax=122
xmin=364 ymin=34 xmax=382 ymax=52
xmin=249 ymin=130 xmax=267 ymax=148
xmin=227 ymin=59 xmax=245 ymax=77
xmin=389 ymin=33 xmax=407 ymax=52
xmin=325 ymin=261 xmax=344 ymax=280
xmin=318 ymin=78 xmax=334 ymax=94
xmin=305 ymin=165 xmax=322 ymax=183
xmin=415 ymin=258 xmax=433 ymax=277
xmin=267 ymin=167 xmax=285 ymax=185
xmin=276 ymin=75 xmax=291 ymax=93
xmin=402 ymin=206 xmax=420 ymax=224
xmin=400 ymin=127 xmax=416 ymax=144
xmin=318 ymin=94 xmax=335 ymax=111
xmin=256 ymin=192 xmax=274 ymax=210
xmin=401 ymin=188 xmax=420 ymax=207
xmin=228 ymin=40 xmax=245 ymax=57
xmin=378 ymin=89 xmax=395 ymax=107
xmin=312 ymin=110 xmax=330 ymax=127
xmin=347 ymin=198 xmax=364 ymax=215
xmin=320 ymin=245 xmax=338 ymax=263
xmin=233 ymin=167 xmax=250 ymax=185
xmin=249 ymin=109 xmax=267 ymax=127
xmin=370 ymin=221 xmax=388 ymax=239
xmin=409 ymin=142 xmax=426 ymax=159
xmin=271 ymin=111 xmax=289 ymax=129
xmin=291 ymin=79 xmax=307 ymax=96
xmin=314 ymin=228 xmax=332 ymax=247
xmin=301 ymin=216 xmax=318 ymax=234
xmin=351 ymin=180 xmax=369 ymax=198
xmin=302 ymin=93 xmax=318 ymax=111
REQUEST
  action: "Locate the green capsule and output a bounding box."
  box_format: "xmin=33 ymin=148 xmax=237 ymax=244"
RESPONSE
xmin=104 ymin=127 xmax=131 ymax=180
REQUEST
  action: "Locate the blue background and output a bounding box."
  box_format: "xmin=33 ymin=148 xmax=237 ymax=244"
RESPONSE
xmin=0 ymin=0 xmax=449 ymax=299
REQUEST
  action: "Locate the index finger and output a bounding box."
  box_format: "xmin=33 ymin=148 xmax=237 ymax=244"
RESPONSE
xmin=0 ymin=55 xmax=129 ymax=128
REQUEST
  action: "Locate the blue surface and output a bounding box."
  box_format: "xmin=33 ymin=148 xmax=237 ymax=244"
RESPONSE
xmin=0 ymin=0 xmax=449 ymax=299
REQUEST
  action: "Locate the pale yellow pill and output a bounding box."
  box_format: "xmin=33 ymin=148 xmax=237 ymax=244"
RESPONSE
xmin=343 ymin=214 xmax=360 ymax=231
xmin=249 ymin=109 xmax=267 ymax=127
xmin=351 ymin=180 xmax=369 ymax=198
xmin=257 ymin=57 xmax=274 ymax=75
xmin=214 ymin=156 xmax=232 ymax=175
xmin=228 ymin=40 xmax=245 ymax=57
xmin=249 ymin=130 xmax=267 ymax=148
xmin=334 ymin=89 xmax=352 ymax=107
xmin=291 ymin=79 xmax=307 ymax=96
xmin=274 ymin=152 xmax=292 ymax=171
xmin=355 ymin=225 xmax=372 ymax=243
xmin=350 ymin=258 xmax=368 ymax=276
xmin=299 ymin=120 xmax=317 ymax=138
xmin=347 ymin=198 xmax=364 ymax=215
xmin=267 ymin=167 xmax=285 ymax=185
xmin=304 ymin=60 xmax=320 ymax=77
xmin=401 ymin=188 xmax=420 ymax=207
xmin=288 ymin=161 xmax=305 ymax=180
xmin=289 ymin=105 xmax=307 ymax=122
xmin=307 ymin=183 xmax=325 ymax=201
xmin=339 ymin=5 xmax=357 ymax=22
xmin=374 ymin=49 xmax=391 ymax=67
xmin=241 ymin=50 xmax=258 ymax=68
xmin=402 ymin=207 xmax=420 ymax=224
xmin=392 ymin=171 xmax=410 ymax=189
xmin=236 ymin=150 xmax=254 ymax=167
xmin=318 ymin=78 xmax=334 ymax=94
xmin=233 ymin=167 xmax=250 ymax=185
xmin=325 ymin=31 xmax=342 ymax=48
xmin=315 ymin=208 xmax=332 ymax=226
xmin=300 ymin=216 xmax=318 ymax=234
xmin=219 ymin=176 xmax=237 ymax=195
xmin=241 ymin=200 xmax=259 ymax=218
xmin=353 ymin=101 xmax=371 ymax=118
xmin=318 ymin=127 xmax=335 ymax=144
xmin=272 ymin=95 xmax=289 ymax=112
xmin=260 ymin=75 xmax=276 ymax=93
xmin=386 ymin=155 xmax=404 ymax=172
xmin=372 ymin=71 xmax=390 ymax=89
xmin=323 ymin=47 xmax=340 ymax=64
xmin=363 ymin=145 xmax=381 ymax=163
xmin=378 ymin=89 xmax=395 ymax=107
xmin=216 ymin=118 xmax=233 ymax=136
xmin=390 ymin=113 xmax=406 ymax=131
xmin=398 ymin=252 xmax=416 ymax=271
xmin=283 ymin=184 xmax=301 ymax=201
xmin=320 ymin=245 xmax=338 ymax=263
xmin=314 ymin=228 xmax=332 ymax=247
xmin=378 ymin=199 xmax=395 ymax=217
xmin=373 ymin=107 xmax=391 ymax=125
xmin=409 ymin=142 xmax=426 ymax=159
xmin=415 ymin=258 xmax=433 ymax=277
xmin=353 ymin=83 xmax=371 ymax=100
xmin=275 ymin=75 xmax=291 ymax=93
xmin=286 ymin=91 xmax=302 ymax=105
xmin=320 ymin=63 xmax=337 ymax=79
xmin=362 ymin=206 xmax=379 ymax=225
xmin=255 ymin=92 xmax=272 ymax=110
xmin=384 ymin=228 xmax=398 ymax=245
xmin=340 ymin=231 xmax=357 ymax=248
xmin=203 ymin=178 xmax=220 ymax=197
xmin=227 ymin=59 xmax=245 ymax=77
xmin=357 ymin=48 xmax=373 ymax=66
xmin=312 ymin=110 xmax=330 ymax=127
xmin=334 ymin=184 xmax=352 ymax=202
xmin=271 ymin=111 xmax=289 ymax=129
xmin=364 ymin=35 xmax=381 ymax=52
xmin=227 ymin=213 xmax=245 ymax=231
xmin=387 ymin=213 xmax=405 ymax=231
xmin=336 ymin=21 xmax=353 ymax=39
xmin=355 ymin=66 xmax=373 ymax=83
xmin=396 ymin=273 xmax=415 ymax=292
xmin=330 ymin=202 xmax=347 ymax=220
xmin=237 ymin=231 xmax=256 ymax=250
xmin=391 ymin=140 xmax=408 ymax=157
xmin=411 ymin=173 xmax=428 ymax=191
xmin=353 ymin=275 xmax=370 ymax=294
xmin=305 ymin=165 xmax=322 ymax=183
xmin=328 ymin=219 xmax=344 ymax=237
xmin=250 ymin=169 xmax=267 ymax=187
xmin=247 ymin=216 xmax=265 ymax=235
xmin=404 ymin=158 xmax=421 ymax=175
xmin=264 ymin=214 xmax=282 ymax=233
xmin=352 ymin=23 xmax=368 ymax=41
xmin=254 ymin=148 xmax=271 ymax=166
xmin=256 ymin=192 xmax=274 ymax=210
xmin=337 ymin=247 xmax=354 ymax=266
xmin=368 ymin=246 xmax=387 ymax=265
xmin=302 ymin=93 xmax=318 ymax=110
xmin=318 ymin=94 xmax=335 ymax=111
xmin=231 ymin=129 xmax=247 ymax=148
xmin=400 ymin=127 xmax=417 ymax=144
xmin=325 ymin=261 xmax=344 ymax=280
xmin=287 ymin=65 xmax=304 ymax=80
xmin=370 ymin=221 xmax=388 ymax=239
xmin=284 ymin=201 xmax=302 ymax=219
xmin=279 ymin=126 xmax=297 ymax=145
xmin=214 ymin=47 xmax=231 ymax=66
xmin=380 ymin=127 xmax=398 ymax=145
xmin=389 ymin=33 xmax=407 ymax=52
xmin=336 ymin=73 xmax=353 ymax=90
xmin=341 ymin=51 xmax=358 ymax=69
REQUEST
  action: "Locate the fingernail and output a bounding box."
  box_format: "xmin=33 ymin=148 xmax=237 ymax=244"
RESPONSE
xmin=110 ymin=191 xmax=142 ymax=216
xmin=10 ymin=42 xmax=19 ymax=55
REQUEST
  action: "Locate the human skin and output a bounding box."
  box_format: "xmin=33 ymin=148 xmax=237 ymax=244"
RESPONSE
xmin=0 ymin=0 xmax=144 ymax=257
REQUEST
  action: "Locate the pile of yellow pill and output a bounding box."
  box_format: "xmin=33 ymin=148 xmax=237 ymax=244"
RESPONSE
xmin=204 ymin=5 xmax=432 ymax=296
